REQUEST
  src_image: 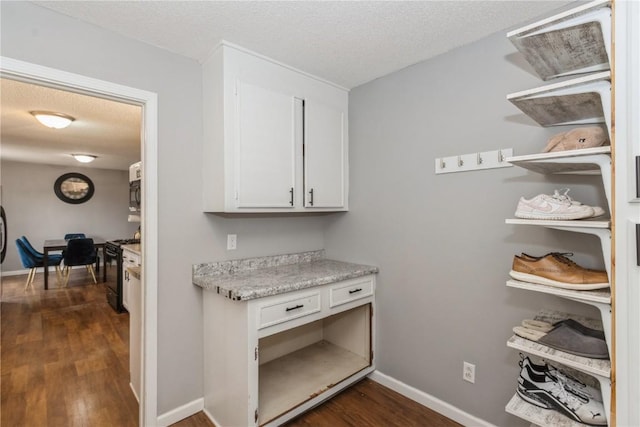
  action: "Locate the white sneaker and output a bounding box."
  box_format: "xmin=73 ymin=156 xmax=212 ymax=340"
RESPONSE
xmin=552 ymin=188 xmax=606 ymax=218
xmin=515 ymin=193 xmax=594 ymax=220
xmin=519 ymin=362 xmax=607 ymax=425
xmin=520 ymin=355 xmax=603 ymax=402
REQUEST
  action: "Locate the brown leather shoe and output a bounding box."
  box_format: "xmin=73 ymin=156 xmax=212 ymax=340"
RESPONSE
xmin=509 ymin=252 xmax=609 ymax=290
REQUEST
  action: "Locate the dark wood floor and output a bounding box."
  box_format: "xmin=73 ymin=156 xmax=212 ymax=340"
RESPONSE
xmin=2 ymin=269 xmax=461 ymax=427
xmin=173 ymin=379 xmax=462 ymax=427
xmin=1 ymin=268 xmax=138 ymax=426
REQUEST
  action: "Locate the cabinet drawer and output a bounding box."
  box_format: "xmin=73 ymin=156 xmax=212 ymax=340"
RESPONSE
xmin=258 ymin=292 xmax=321 ymax=329
xmin=329 ymin=277 xmax=374 ymax=308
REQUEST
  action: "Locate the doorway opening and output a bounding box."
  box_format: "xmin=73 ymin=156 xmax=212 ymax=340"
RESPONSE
xmin=0 ymin=57 xmax=158 ymax=425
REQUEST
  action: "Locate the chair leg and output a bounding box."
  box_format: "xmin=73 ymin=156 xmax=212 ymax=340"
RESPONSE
xmin=63 ymin=266 xmax=71 ymax=287
xmin=88 ymin=265 xmax=97 ymax=284
xmin=24 ymin=268 xmax=35 ymax=291
xmin=55 ymin=265 xmax=62 ymax=287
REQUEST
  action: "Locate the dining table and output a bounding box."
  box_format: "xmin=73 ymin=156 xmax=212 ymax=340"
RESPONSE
xmin=43 ymin=238 xmax=107 ymax=290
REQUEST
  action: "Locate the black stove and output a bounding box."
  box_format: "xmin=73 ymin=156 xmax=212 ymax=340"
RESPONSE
xmin=105 ymin=238 xmax=140 ymax=312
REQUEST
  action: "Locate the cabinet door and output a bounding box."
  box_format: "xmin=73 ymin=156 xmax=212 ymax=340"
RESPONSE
xmin=235 ymin=81 xmax=297 ymax=208
xmin=304 ymin=100 xmax=346 ymax=208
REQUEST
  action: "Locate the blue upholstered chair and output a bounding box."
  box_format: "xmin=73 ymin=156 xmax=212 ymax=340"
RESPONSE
xmin=16 ymin=239 xmax=46 ymax=290
xmin=20 ymin=236 xmax=64 ymax=286
xmin=62 ymin=238 xmax=98 ymax=286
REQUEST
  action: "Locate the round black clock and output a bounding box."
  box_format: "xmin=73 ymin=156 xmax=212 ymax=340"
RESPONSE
xmin=54 ymin=173 xmax=95 ymax=204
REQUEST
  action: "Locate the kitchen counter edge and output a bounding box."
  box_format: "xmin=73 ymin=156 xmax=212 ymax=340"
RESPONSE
xmin=193 ymin=251 xmax=378 ymax=301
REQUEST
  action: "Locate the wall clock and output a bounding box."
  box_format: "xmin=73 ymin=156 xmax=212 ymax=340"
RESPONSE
xmin=54 ymin=172 xmax=95 ymax=204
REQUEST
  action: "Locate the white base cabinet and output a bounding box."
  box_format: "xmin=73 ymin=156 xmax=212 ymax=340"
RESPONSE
xmin=203 ymin=275 xmax=375 ymax=426
xmin=202 ymin=42 xmax=348 ymax=213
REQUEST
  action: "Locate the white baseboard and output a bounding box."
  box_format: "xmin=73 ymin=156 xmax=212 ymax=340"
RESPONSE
xmin=368 ymin=370 xmax=496 ymax=427
xmin=155 ymin=371 xmax=494 ymax=427
xmin=156 ymin=398 xmax=204 ymax=427
xmin=203 ymin=406 xmax=222 ymax=427
xmin=2 ymin=267 xmax=59 ymax=277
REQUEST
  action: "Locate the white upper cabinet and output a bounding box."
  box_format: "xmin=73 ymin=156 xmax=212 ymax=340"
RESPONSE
xmin=203 ymin=42 xmax=348 ymax=213
xmin=304 ymin=99 xmax=346 ymax=208
xmin=235 ymin=82 xmax=297 ymax=208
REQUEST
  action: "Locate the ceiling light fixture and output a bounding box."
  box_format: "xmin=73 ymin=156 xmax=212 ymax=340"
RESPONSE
xmin=72 ymin=154 xmax=97 ymax=163
xmin=30 ymin=111 xmax=75 ymax=129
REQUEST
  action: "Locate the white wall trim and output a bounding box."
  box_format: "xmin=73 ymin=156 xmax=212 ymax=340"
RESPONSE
xmin=0 ymin=56 xmax=159 ymax=427
xmin=368 ymin=370 xmax=496 ymax=427
xmin=156 ymin=398 xmax=204 ymax=427
xmin=2 ymin=267 xmax=60 ymax=277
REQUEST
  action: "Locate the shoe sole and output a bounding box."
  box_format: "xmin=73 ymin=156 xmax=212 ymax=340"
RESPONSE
xmin=514 ymin=211 xmax=594 ymax=220
xmin=517 ymin=385 xmax=553 ymax=409
xmin=509 ymin=270 xmax=610 ymax=290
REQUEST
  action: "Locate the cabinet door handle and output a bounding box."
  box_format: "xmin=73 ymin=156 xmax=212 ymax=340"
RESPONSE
xmin=635 ymin=156 xmax=640 ymax=198
xmin=348 ymin=288 xmax=363 ymax=294
xmin=285 ymin=304 xmax=304 ymax=312
xmin=636 ymin=224 xmax=640 ymax=267
xmin=308 ymin=188 xmax=314 ymax=206
xmin=289 ymin=187 xmax=294 ymax=206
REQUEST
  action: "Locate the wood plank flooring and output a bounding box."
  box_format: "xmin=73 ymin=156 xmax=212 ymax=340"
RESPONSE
xmin=173 ymin=379 xmax=462 ymax=427
xmin=1 ymin=269 xmax=138 ymax=426
xmin=3 ymin=270 xmax=461 ymax=427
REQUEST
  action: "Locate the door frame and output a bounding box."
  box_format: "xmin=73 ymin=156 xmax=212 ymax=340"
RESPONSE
xmin=0 ymin=56 xmax=159 ymax=426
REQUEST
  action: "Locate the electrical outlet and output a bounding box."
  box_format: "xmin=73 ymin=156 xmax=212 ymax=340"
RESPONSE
xmin=227 ymin=234 xmax=237 ymax=250
xmin=463 ymin=362 xmax=475 ymax=383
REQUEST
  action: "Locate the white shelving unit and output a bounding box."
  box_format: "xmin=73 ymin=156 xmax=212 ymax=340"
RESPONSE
xmin=507 ymin=147 xmax=612 ymax=212
xmin=507 ymin=0 xmax=611 ymax=80
xmin=507 ymin=72 xmax=611 ymax=138
xmin=507 ymin=309 xmax=612 ymax=424
xmin=504 ymin=1 xmax=614 ymax=425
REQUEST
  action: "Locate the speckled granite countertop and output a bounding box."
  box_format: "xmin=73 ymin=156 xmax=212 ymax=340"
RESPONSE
xmin=193 ymin=250 xmax=378 ymax=301
xmin=122 ymin=243 xmax=141 ymax=255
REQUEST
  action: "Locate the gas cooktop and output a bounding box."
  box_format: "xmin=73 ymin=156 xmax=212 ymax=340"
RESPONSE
xmin=107 ymin=238 xmax=140 ymax=246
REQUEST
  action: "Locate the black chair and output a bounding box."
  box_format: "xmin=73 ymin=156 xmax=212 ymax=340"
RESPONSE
xmin=62 ymin=238 xmax=98 ymax=287
xmin=20 ymin=236 xmax=63 ymax=286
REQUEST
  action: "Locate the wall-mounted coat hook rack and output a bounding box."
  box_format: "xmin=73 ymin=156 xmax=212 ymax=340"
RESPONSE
xmin=435 ymin=148 xmax=513 ymax=174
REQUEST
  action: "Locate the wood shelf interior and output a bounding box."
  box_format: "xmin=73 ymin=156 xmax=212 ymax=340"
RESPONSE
xmin=505 ymin=393 xmax=592 ymax=427
xmin=507 ymin=308 xmax=610 ymax=378
xmin=506 ymin=147 xmax=611 ymax=175
xmin=505 ymin=218 xmax=610 ymax=229
xmin=506 ymin=279 xmax=611 ymax=305
xmin=507 ymin=72 xmax=611 ymax=136
xmin=258 ymin=304 xmax=371 ymax=425
xmin=507 ymin=0 xmax=611 ymax=81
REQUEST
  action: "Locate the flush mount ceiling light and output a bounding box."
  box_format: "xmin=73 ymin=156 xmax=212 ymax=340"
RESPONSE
xmin=71 ymin=154 xmax=97 ymax=163
xmin=30 ymin=111 xmax=75 ymax=129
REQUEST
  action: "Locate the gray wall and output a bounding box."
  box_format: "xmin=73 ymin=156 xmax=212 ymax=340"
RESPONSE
xmin=1 ymin=160 xmax=137 ymax=272
xmin=323 ymin=30 xmax=607 ymax=425
xmin=1 ymin=2 xmax=329 ymax=416
xmin=2 ymin=1 xmax=609 ymax=424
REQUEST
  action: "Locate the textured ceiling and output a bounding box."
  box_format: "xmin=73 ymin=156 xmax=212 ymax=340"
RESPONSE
xmin=3 ymin=1 xmax=572 ymax=170
xmin=32 ymin=0 xmax=571 ymax=89
xmin=1 ymin=79 xmax=141 ymax=170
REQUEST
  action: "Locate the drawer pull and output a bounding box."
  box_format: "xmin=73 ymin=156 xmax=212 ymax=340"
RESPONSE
xmin=348 ymin=288 xmax=363 ymax=294
xmin=285 ymin=304 xmax=304 ymax=312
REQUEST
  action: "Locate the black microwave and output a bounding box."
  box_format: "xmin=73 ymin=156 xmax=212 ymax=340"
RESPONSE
xmin=129 ymin=180 xmax=141 ymax=212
